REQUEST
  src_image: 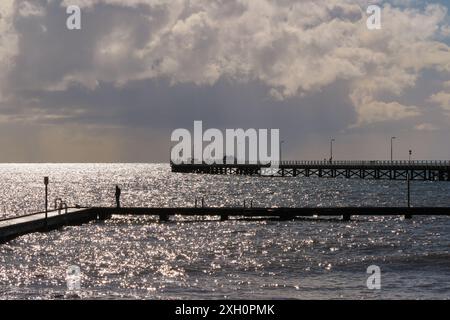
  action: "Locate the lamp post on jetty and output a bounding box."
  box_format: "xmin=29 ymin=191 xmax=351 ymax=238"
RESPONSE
xmin=44 ymin=177 xmax=49 ymax=227
xmin=330 ymin=138 xmax=335 ymax=163
xmin=390 ymin=136 xmax=396 ymax=161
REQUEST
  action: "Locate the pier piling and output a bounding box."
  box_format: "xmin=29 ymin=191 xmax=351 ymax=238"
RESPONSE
xmin=343 ymin=214 xmax=351 ymax=222
xmin=159 ymin=213 xmax=170 ymax=222
xmin=407 ymin=172 xmax=411 ymax=208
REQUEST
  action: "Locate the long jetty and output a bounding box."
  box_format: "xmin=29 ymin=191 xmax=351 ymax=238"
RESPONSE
xmin=2 ymin=206 xmax=450 ymax=244
xmin=171 ymin=160 xmax=450 ymax=181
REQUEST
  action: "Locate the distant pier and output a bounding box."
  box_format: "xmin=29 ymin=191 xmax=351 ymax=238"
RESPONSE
xmin=171 ymin=160 xmax=450 ymax=181
xmin=2 ymin=206 xmax=450 ymax=244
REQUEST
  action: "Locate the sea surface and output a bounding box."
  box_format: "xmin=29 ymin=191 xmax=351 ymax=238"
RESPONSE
xmin=0 ymin=163 xmax=449 ymax=299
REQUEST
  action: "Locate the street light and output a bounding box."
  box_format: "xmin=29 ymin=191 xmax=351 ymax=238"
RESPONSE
xmin=330 ymin=138 xmax=335 ymax=163
xmin=390 ymin=137 xmax=396 ymax=161
xmin=407 ymin=149 xmax=412 ymax=211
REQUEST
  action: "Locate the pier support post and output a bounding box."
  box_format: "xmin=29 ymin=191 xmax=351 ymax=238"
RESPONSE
xmin=343 ymin=214 xmax=351 ymax=222
xmin=97 ymin=212 xmax=112 ymax=221
xmin=279 ymin=215 xmax=294 ymax=221
xmin=407 ymin=172 xmax=411 ymax=208
xmin=159 ymin=214 xmax=169 ymax=222
xmin=220 ymin=214 xmax=228 ymax=221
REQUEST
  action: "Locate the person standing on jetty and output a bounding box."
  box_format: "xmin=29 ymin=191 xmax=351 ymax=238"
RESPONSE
xmin=115 ymin=185 xmax=121 ymax=208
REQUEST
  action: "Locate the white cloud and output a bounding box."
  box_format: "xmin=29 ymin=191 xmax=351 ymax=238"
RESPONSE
xmin=0 ymin=0 xmax=18 ymax=102
xmin=415 ymin=123 xmax=439 ymax=131
xmin=18 ymin=1 xmax=46 ymax=17
xmin=428 ymin=80 xmax=450 ymax=114
xmin=351 ymin=99 xmax=420 ymax=125
xmin=441 ymin=25 xmax=450 ymax=37
xmin=429 ymin=91 xmax=450 ymax=111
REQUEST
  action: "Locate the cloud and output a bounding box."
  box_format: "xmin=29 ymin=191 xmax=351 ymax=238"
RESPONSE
xmin=0 ymin=0 xmax=18 ymax=102
xmin=428 ymin=80 xmax=450 ymax=115
xmin=441 ymin=25 xmax=450 ymax=37
xmin=18 ymin=1 xmax=46 ymax=17
xmin=429 ymin=91 xmax=450 ymax=111
xmin=351 ymin=99 xmax=420 ymax=126
xmin=347 ymin=3 xmax=450 ymax=125
xmin=0 ymin=0 xmax=449 ymax=129
xmin=415 ymin=122 xmax=439 ymax=131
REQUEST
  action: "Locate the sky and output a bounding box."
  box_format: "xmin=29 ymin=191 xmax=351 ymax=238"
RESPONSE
xmin=0 ymin=0 xmax=449 ymax=162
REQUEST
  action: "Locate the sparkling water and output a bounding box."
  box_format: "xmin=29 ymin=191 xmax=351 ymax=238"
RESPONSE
xmin=0 ymin=164 xmax=449 ymax=299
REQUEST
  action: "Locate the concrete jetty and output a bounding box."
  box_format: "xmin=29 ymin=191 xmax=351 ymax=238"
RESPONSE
xmin=0 ymin=207 xmax=110 ymax=244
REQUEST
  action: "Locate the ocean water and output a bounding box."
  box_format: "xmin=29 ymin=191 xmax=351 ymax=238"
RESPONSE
xmin=0 ymin=163 xmax=449 ymax=299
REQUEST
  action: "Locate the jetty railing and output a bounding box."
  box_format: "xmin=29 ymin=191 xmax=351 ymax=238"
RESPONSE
xmin=172 ymin=160 xmax=450 ymax=166
xmin=0 ymin=206 xmax=88 ymax=222
xmin=276 ymin=160 xmax=450 ymax=166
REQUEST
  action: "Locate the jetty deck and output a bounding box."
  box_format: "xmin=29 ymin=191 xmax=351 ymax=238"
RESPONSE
xmin=171 ymin=160 xmax=450 ymax=181
xmin=0 ymin=207 xmax=104 ymax=244
xmin=1 ymin=206 xmax=450 ymax=244
xmin=0 ymin=207 xmax=86 ymax=229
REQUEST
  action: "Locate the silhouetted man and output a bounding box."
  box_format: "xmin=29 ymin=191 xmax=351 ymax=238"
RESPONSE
xmin=115 ymin=185 xmax=121 ymax=208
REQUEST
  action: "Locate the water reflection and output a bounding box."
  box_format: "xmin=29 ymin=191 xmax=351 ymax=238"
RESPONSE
xmin=0 ymin=164 xmax=449 ymax=299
